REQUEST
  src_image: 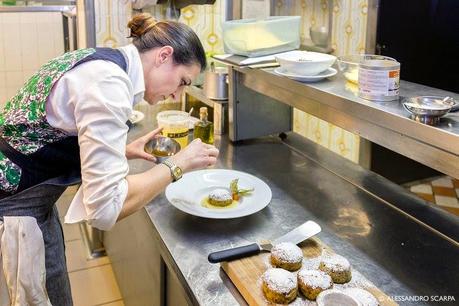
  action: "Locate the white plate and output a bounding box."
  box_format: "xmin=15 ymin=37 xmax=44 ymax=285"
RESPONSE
xmin=165 ymin=169 xmax=272 ymax=219
xmin=129 ymin=110 xmax=145 ymax=124
xmin=273 ymin=67 xmax=337 ymax=82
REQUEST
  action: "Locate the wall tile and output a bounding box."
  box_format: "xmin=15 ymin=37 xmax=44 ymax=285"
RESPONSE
xmin=0 ymin=71 xmax=6 ymax=106
xmin=19 ymin=12 xmax=36 ymax=24
xmin=178 ymin=0 xmax=226 ymax=55
xmin=3 ymin=48 xmax=21 ymax=70
xmin=0 ymin=72 xmax=5 ymax=87
xmin=2 ymin=12 xmax=17 ymax=24
xmin=0 ymin=11 xmax=64 ymax=100
xmin=5 ymin=71 xmax=23 ymax=88
xmin=22 ymin=70 xmax=35 ymax=83
xmin=95 ymin=0 xmax=132 ymax=48
xmin=6 ymin=87 xmax=17 ymax=101
xmin=0 ymin=29 xmax=4 ymax=71
xmin=0 ymin=93 xmax=6 ymax=108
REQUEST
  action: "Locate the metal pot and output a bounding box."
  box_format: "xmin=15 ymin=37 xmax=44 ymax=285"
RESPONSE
xmin=203 ymin=63 xmax=228 ymax=100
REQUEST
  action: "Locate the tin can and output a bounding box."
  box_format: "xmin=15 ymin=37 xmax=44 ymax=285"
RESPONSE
xmin=358 ymin=55 xmax=400 ymax=101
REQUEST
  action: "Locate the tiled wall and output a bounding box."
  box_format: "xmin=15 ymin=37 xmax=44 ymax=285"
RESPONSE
xmin=273 ymin=0 xmax=368 ymax=55
xmin=0 ymin=12 xmax=64 ymax=108
xmin=179 ymin=0 xmax=226 ymax=55
xmin=94 ymin=0 xmax=132 ymax=48
xmin=141 ymin=0 xmax=226 ymax=55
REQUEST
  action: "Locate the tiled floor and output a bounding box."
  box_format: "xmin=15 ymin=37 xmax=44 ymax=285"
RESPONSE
xmin=405 ymin=175 xmax=459 ymax=216
xmin=56 ymin=186 xmax=124 ymax=306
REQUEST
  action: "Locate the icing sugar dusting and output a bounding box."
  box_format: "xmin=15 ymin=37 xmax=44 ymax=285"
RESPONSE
xmin=209 ymin=188 xmax=232 ymax=201
xmin=272 ymin=242 xmax=303 ymax=263
xmin=259 ymin=248 xmax=377 ymax=305
xmin=343 ymin=288 xmax=379 ymax=306
xmin=298 ymin=269 xmax=332 ymax=289
xmin=320 ymin=253 xmax=351 ymax=271
xmin=262 ymin=268 xmax=297 ymax=293
xmin=335 ymin=270 xmax=375 ymax=290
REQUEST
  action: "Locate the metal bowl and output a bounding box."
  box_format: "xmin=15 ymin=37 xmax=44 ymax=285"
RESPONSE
xmin=309 ymin=26 xmax=329 ymax=47
xmin=144 ymin=136 xmax=181 ymax=163
xmin=402 ymin=96 xmax=457 ymax=125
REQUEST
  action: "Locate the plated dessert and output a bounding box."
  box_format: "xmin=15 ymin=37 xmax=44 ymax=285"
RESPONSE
xmin=201 ymin=178 xmax=254 ymax=209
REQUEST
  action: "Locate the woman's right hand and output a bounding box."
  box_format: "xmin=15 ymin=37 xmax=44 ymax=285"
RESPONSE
xmin=169 ymin=138 xmax=219 ymax=173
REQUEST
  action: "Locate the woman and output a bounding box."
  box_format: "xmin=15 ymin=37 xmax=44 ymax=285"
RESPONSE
xmin=0 ymin=13 xmax=218 ymax=305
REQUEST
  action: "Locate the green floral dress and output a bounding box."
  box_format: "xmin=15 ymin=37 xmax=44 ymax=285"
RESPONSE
xmin=0 ymin=49 xmax=95 ymax=192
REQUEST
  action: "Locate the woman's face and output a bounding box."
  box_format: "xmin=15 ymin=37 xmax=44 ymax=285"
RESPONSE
xmin=142 ymin=46 xmax=201 ymax=104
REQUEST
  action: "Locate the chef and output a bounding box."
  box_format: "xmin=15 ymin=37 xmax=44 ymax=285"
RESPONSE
xmin=0 ymin=13 xmax=218 ymax=305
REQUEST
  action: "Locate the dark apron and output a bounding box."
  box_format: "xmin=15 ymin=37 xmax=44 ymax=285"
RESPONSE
xmin=0 ymin=47 xmax=127 ymax=305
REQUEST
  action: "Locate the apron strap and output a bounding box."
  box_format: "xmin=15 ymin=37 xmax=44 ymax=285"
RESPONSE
xmin=0 ymin=136 xmax=36 ymax=171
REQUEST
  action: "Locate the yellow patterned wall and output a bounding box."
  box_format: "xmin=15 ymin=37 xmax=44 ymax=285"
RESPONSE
xmin=95 ymin=0 xmax=132 ymax=47
xmin=179 ymin=0 xmax=225 ymax=55
xmin=144 ymin=1 xmax=225 ymax=55
xmin=273 ymin=0 xmax=367 ymax=163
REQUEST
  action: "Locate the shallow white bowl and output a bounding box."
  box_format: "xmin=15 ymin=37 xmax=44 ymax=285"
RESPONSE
xmin=316 ymin=289 xmax=362 ymax=306
xmin=275 ymin=50 xmax=336 ymax=76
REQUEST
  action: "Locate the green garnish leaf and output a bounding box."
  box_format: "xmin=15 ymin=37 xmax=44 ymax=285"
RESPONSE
xmin=229 ymin=178 xmax=254 ymax=197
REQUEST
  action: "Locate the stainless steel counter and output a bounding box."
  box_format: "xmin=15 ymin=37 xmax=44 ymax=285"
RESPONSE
xmin=116 ymin=110 xmax=459 ymax=306
xmin=229 ymin=66 xmax=459 ymax=179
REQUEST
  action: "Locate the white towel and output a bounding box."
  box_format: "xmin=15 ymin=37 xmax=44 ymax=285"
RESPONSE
xmin=0 ymin=216 xmax=51 ymax=306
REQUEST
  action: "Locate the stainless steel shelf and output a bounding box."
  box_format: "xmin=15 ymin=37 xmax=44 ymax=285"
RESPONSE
xmin=231 ymin=66 xmax=459 ymax=179
xmin=0 ymin=5 xmax=75 ymax=12
xmin=184 ymin=85 xmax=228 ymax=108
xmin=182 ymin=85 xmax=228 ymax=135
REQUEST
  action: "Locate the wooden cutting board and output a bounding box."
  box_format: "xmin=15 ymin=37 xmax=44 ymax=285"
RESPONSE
xmin=221 ymin=238 xmax=397 ymax=306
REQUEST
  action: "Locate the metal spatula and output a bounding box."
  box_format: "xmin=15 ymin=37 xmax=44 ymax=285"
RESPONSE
xmin=208 ymin=220 xmax=321 ymax=263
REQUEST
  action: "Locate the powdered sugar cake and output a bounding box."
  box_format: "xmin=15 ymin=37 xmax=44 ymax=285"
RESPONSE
xmin=221 ymin=237 xmax=397 ymax=305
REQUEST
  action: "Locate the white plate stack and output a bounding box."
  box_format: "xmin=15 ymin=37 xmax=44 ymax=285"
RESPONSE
xmin=274 ymin=50 xmax=337 ymax=82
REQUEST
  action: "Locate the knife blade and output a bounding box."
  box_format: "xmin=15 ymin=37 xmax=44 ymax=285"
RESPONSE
xmin=208 ymin=221 xmax=321 ymax=263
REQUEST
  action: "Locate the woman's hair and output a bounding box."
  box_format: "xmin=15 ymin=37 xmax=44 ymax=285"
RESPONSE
xmin=128 ymin=13 xmax=206 ymax=72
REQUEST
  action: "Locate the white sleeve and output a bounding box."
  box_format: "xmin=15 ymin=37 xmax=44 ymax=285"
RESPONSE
xmin=65 ymin=72 xmax=132 ymax=231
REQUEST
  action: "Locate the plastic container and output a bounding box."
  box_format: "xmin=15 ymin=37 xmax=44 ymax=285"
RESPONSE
xmin=156 ymin=110 xmax=190 ymax=149
xmin=222 ymin=16 xmax=301 ymax=57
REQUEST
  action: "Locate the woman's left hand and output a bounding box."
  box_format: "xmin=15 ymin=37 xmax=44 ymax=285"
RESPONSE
xmin=126 ymin=127 xmax=163 ymax=162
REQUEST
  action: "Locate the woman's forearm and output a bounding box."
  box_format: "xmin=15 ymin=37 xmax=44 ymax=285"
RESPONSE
xmin=117 ymin=164 xmax=172 ymax=221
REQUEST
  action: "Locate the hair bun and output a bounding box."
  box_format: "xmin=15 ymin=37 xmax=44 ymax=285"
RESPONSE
xmin=128 ymin=13 xmax=158 ymax=38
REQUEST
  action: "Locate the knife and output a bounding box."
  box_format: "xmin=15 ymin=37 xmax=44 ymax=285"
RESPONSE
xmin=208 ymin=220 xmax=321 ymax=263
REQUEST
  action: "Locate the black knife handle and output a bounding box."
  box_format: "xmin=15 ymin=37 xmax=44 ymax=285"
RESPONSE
xmin=208 ymin=243 xmax=261 ymax=263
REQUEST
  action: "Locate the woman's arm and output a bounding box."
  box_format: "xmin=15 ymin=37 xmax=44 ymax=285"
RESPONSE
xmin=118 ymin=138 xmax=219 ymax=220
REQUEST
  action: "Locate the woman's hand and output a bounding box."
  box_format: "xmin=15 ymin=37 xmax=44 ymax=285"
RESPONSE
xmin=125 ymin=127 xmax=163 ymax=162
xmin=170 ymin=138 xmax=219 ymax=172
